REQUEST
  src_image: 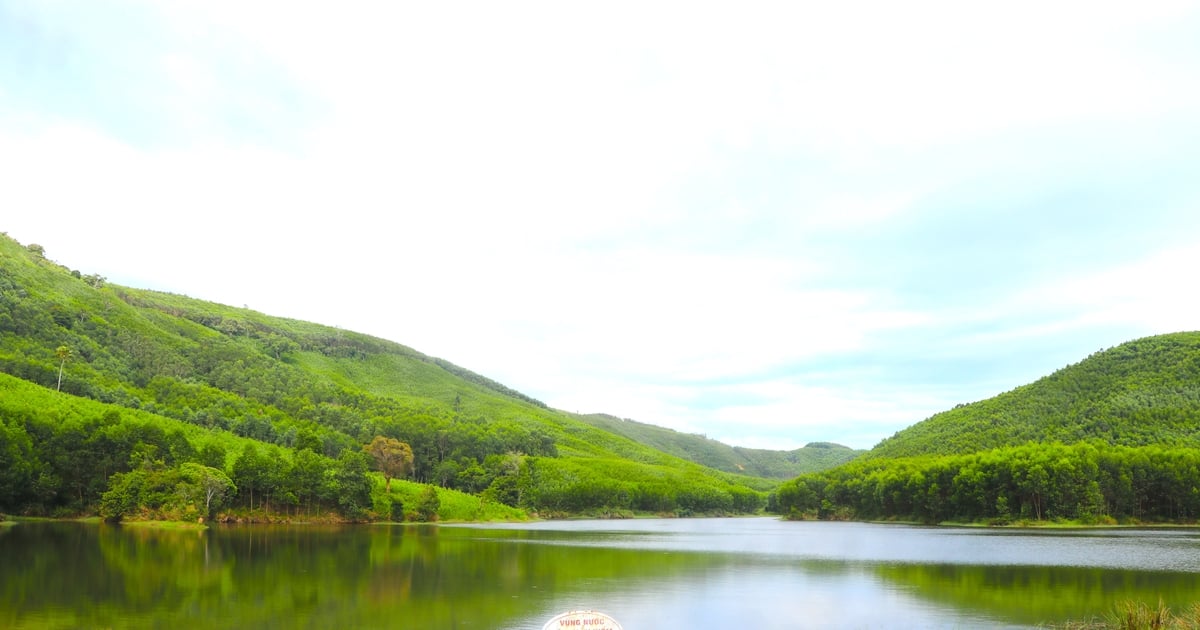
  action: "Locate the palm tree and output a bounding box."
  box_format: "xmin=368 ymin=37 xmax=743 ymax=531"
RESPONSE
xmin=55 ymin=345 xmax=72 ymax=391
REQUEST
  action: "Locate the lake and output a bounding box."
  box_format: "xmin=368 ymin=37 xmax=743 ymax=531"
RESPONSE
xmin=2 ymin=517 xmax=1198 ymax=628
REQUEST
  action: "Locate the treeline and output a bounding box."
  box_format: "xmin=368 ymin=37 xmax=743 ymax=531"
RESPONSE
xmin=0 ymin=373 xmax=764 ymax=520
xmin=774 ymin=441 xmax=1200 ymax=524
xmin=0 ymin=376 xmax=379 ymax=520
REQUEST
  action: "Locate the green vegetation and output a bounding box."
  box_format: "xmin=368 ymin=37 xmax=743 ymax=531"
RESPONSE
xmin=100 ymin=462 xmax=235 ymax=523
xmin=0 ymin=233 xmax=795 ymax=522
xmin=775 ymin=333 xmax=1200 ymax=524
xmin=777 ymin=441 xmax=1200 ymax=524
xmin=1106 ymin=600 xmax=1200 ymax=630
xmin=574 ymin=413 xmax=862 ymax=478
xmin=873 ymin=562 xmax=1200 ymax=628
xmin=1058 ymin=600 xmax=1200 ymax=629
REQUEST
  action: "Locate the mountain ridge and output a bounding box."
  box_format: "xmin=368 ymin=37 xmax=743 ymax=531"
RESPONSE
xmin=573 ymin=412 xmax=861 ymax=478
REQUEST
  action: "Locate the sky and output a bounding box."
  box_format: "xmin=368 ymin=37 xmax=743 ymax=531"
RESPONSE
xmin=2 ymin=1 xmax=1199 ymax=450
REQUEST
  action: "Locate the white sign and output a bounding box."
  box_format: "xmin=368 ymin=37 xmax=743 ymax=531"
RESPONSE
xmin=542 ymin=610 xmax=623 ymax=630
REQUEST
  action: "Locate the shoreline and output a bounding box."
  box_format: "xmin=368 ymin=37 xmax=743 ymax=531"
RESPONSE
xmin=11 ymin=512 xmax=1199 ymax=530
xmin=787 ymin=514 xmax=1200 ymax=529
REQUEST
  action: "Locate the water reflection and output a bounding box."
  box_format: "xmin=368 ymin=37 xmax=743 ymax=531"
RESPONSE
xmin=460 ymin=518 xmax=1200 ymax=571
xmin=1 ymin=519 xmax=1197 ymax=629
xmin=875 ymin=563 xmax=1200 ymax=626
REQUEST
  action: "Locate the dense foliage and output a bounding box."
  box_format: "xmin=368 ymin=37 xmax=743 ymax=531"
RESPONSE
xmin=776 ymin=333 xmax=1200 ymax=524
xmin=0 ymin=233 xmax=775 ymax=520
xmin=777 ymin=441 xmax=1200 ymax=523
xmin=0 ymin=374 xmax=375 ymax=520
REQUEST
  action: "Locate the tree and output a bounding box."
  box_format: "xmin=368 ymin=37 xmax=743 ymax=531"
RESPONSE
xmin=55 ymin=346 xmax=72 ymax=392
xmin=289 ymin=449 xmax=326 ymax=515
xmin=364 ymin=436 xmax=413 ymax=492
xmin=415 ymin=485 xmax=440 ymax=521
xmin=330 ymin=450 xmax=372 ymax=520
xmin=231 ymin=444 xmax=268 ymax=511
xmin=180 ymin=463 xmax=236 ymax=519
xmin=263 ymin=333 xmax=299 ymax=360
xmin=197 ymin=442 xmax=227 ymax=470
xmin=294 ymin=428 xmax=323 ymax=454
xmin=81 ymin=273 xmax=105 ymax=289
xmin=433 ymin=459 xmax=460 ymax=488
xmin=0 ymin=421 xmax=36 ymax=511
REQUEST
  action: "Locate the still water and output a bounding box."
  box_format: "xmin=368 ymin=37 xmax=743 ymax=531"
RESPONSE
xmin=2 ymin=518 xmax=1198 ymax=629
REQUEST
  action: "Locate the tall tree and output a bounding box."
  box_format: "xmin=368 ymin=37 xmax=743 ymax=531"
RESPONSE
xmin=364 ymin=436 xmax=413 ymax=492
xmin=180 ymin=463 xmax=236 ymax=519
xmin=331 ymin=451 xmax=372 ymax=520
xmin=54 ymin=345 xmax=71 ymax=391
xmin=231 ymin=444 xmax=268 ymax=511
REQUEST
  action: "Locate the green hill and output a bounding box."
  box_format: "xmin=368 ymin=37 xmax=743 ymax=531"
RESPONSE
xmin=0 ymin=232 xmax=800 ymax=521
xmin=868 ymin=332 xmax=1200 ymax=458
xmin=574 ymin=413 xmax=861 ymax=478
xmin=775 ymin=333 xmax=1200 ymax=524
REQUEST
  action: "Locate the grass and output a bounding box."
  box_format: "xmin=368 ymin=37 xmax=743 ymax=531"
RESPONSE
xmin=1110 ymin=601 xmax=1200 ymax=630
xmin=1053 ymin=600 xmax=1200 ymax=629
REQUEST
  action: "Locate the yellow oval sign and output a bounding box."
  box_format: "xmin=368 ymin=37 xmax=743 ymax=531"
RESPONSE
xmin=542 ymin=610 xmax=623 ymax=630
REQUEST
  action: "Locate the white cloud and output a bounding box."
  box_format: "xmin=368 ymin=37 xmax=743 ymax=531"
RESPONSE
xmin=3 ymin=0 xmax=1199 ymax=451
xmin=1022 ymin=245 xmax=1200 ymax=334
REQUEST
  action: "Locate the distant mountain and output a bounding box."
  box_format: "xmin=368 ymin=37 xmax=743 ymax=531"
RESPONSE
xmin=0 ymin=233 xmax=849 ymax=520
xmin=868 ymin=332 xmax=1200 ymax=459
xmin=574 ymin=413 xmax=861 ymax=478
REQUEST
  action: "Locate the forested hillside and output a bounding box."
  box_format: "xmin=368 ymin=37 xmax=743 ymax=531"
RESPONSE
xmin=0 ymin=233 xmax=780 ymax=521
xmin=869 ymin=332 xmax=1200 ymax=459
xmin=775 ymin=333 xmax=1200 ymax=524
xmin=574 ymin=413 xmax=861 ymax=478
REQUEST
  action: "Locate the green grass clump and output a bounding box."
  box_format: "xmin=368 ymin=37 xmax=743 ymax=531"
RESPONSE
xmin=1109 ymin=600 xmax=1200 ymax=630
xmin=1055 ymin=601 xmax=1200 ymax=629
